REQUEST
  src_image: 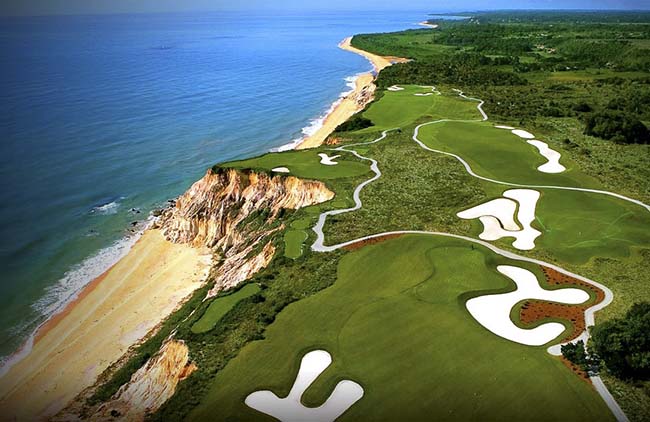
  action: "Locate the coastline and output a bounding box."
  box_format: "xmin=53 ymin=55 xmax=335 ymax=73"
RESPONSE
xmin=295 ymin=36 xmax=408 ymax=149
xmin=0 ymin=230 xmax=212 ymax=420
xmin=0 ymin=34 xmax=408 ymax=420
xmin=418 ymin=21 xmax=439 ymax=28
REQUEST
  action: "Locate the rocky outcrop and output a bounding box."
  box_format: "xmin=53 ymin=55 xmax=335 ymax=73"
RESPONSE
xmin=70 ymin=168 xmax=334 ymax=420
xmin=93 ymin=340 xmax=195 ymax=421
xmin=155 ymin=168 xmax=334 ymax=249
xmin=154 ymin=167 xmax=333 ymax=297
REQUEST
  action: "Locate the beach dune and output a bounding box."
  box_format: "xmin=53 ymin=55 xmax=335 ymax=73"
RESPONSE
xmin=0 ymin=230 xmax=211 ymax=421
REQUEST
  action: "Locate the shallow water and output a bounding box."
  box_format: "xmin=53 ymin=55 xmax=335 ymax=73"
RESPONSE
xmin=0 ymin=11 xmax=426 ymax=363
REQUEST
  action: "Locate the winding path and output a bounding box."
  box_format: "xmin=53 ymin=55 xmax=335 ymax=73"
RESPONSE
xmin=309 ymin=90 xmax=638 ymax=421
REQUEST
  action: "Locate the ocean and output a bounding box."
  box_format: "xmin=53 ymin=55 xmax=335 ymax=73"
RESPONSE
xmin=0 ymin=11 xmax=427 ymax=364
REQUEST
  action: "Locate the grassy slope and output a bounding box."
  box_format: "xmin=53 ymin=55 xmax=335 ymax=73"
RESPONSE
xmin=191 ymin=284 xmax=262 ymax=334
xmin=188 ymin=235 xmax=611 ymax=421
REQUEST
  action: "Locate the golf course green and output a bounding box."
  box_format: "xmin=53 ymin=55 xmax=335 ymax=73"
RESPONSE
xmin=188 ymin=235 xmax=611 ymax=421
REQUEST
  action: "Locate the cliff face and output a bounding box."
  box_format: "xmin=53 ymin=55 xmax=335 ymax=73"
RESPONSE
xmin=73 ymin=168 xmax=334 ymax=421
xmin=156 ymin=168 xmax=334 ymax=249
xmin=93 ymin=340 xmax=195 ymax=421
xmin=155 ymin=167 xmax=334 ymax=296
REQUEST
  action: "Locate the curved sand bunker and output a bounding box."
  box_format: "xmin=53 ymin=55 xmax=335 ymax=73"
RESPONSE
xmin=511 ymin=129 xmax=535 ymax=139
xmin=457 ymin=189 xmax=542 ymax=250
xmin=527 ymin=140 xmax=566 ymax=174
xmin=318 ymin=153 xmax=340 ymax=166
xmin=245 ymin=350 xmax=363 ymax=422
xmin=467 ymin=265 xmax=590 ymax=346
xmin=494 ymin=126 xmax=566 ymax=174
xmin=387 ymin=85 xmax=404 ymax=91
xmin=272 ymin=167 xmax=291 ymax=173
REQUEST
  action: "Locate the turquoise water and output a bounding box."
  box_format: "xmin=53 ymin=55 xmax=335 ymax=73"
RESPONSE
xmin=0 ymin=11 xmax=425 ymax=362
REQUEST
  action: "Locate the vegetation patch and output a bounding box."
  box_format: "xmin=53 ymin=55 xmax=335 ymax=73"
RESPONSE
xmin=191 ymin=284 xmax=262 ymax=334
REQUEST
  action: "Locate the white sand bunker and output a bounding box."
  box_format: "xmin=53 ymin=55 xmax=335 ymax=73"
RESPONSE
xmin=318 ymin=153 xmax=341 ymax=166
xmin=387 ymin=85 xmax=404 ymax=91
xmin=457 ymin=189 xmax=542 ymax=250
xmin=272 ymin=167 xmax=290 ymax=173
xmin=418 ymin=85 xmax=441 ymax=95
xmin=467 ymin=265 xmax=589 ymax=346
xmin=494 ymin=125 xmax=515 ymax=130
xmin=511 ymin=129 xmax=535 ymax=139
xmin=527 ymin=140 xmax=566 ymax=174
xmin=245 ymin=350 xmax=364 ymax=422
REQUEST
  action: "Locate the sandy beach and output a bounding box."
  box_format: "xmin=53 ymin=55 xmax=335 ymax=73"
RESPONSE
xmin=296 ymin=37 xmax=408 ymax=149
xmin=418 ymin=21 xmax=439 ymax=29
xmin=0 ymin=229 xmax=211 ymax=421
xmin=0 ymin=35 xmax=404 ymax=421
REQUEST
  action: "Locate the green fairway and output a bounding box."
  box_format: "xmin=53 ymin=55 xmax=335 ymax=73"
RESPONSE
xmin=361 ymin=85 xmax=480 ymax=130
xmin=222 ymin=149 xmax=370 ymax=180
xmin=533 ymin=189 xmax=650 ymax=264
xmin=417 ymin=120 xmax=598 ymax=188
xmin=283 ymin=229 xmax=308 ymax=259
xmin=191 ymin=284 xmax=261 ymax=334
xmin=188 ymin=235 xmax=611 ymax=421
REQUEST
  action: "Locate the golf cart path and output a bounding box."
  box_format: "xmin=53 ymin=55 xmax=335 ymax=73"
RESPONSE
xmin=310 ymin=90 xmax=638 ymax=422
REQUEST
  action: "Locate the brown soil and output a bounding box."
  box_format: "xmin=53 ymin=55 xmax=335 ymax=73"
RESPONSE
xmin=518 ymin=266 xmax=605 ymax=342
xmin=560 ymin=355 xmax=591 ymax=383
xmin=343 ymin=234 xmax=403 ymax=251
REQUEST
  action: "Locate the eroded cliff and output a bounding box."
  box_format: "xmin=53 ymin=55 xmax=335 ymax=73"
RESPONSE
xmin=156 ymin=167 xmax=334 ymax=249
xmin=71 ymin=167 xmax=334 ymax=421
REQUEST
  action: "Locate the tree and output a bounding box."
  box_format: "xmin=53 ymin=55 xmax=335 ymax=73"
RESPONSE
xmin=584 ymin=110 xmax=650 ymax=144
xmin=561 ymin=340 xmax=599 ymax=374
xmin=591 ymin=302 xmax=650 ymax=380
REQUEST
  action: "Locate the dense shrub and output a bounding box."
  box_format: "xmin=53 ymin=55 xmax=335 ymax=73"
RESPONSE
xmin=591 ymin=302 xmax=650 ymax=380
xmin=334 ymin=115 xmax=374 ymax=132
xmin=584 ymin=111 xmax=650 ymax=144
xmin=562 ymin=340 xmax=594 ymax=372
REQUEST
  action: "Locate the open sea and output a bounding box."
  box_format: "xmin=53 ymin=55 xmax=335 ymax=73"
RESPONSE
xmin=0 ymin=11 xmax=428 ymax=364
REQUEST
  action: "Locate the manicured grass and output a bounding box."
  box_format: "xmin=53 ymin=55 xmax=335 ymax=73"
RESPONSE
xmin=221 ymin=148 xmax=370 ymax=181
xmin=533 ymin=189 xmax=650 ymax=264
xmin=361 ymin=85 xmax=480 ymax=130
xmin=191 ymin=284 xmax=262 ymax=334
xmin=188 ymin=235 xmax=612 ymax=421
xmin=412 ymin=120 xmax=650 ymax=264
xmin=283 ymin=229 xmax=307 ymax=259
xmin=417 ymin=120 xmax=598 ymax=188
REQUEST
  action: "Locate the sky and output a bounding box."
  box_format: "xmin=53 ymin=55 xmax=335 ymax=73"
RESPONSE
xmin=0 ymin=0 xmax=648 ymax=16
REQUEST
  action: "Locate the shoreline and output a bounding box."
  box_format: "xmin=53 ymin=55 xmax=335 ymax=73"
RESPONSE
xmin=0 ymin=229 xmax=212 ymax=420
xmin=418 ymin=21 xmax=439 ymax=28
xmin=0 ymin=33 xmax=409 ymax=420
xmin=294 ymin=36 xmax=408 ymax=150
xmin=0 ymin=225 xmax=147 ymax=379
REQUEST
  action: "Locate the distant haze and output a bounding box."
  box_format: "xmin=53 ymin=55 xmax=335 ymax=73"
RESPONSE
xmin=1 ymin=0 xmax=648 ymax=17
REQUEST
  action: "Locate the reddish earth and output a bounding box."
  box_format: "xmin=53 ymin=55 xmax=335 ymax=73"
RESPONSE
xmin=343 ymin=234 xmax=403 ymax=251
xmin=518 ymin=266 xmax=605 ymax=342
xmin=560 ymin=355 xmax=591 ymax=383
